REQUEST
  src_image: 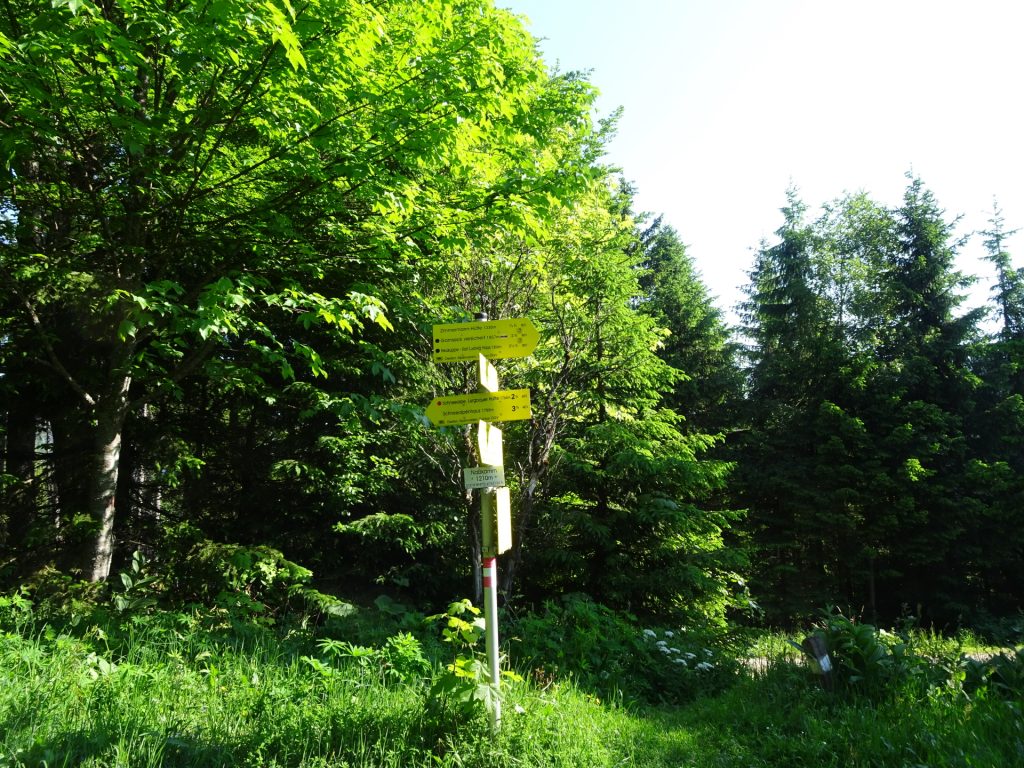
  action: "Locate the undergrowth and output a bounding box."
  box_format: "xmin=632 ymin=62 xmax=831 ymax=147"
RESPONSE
xmin=1 ymin=570 xmax=1022 ymax=767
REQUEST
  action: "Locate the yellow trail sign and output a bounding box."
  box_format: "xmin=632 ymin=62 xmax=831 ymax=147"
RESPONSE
xmin=425 ymin=389 xmax=531 ymax=427
xmin=477 ymin=421 xmax=503 ymax=466
xmin=432 ymin=318 xmax=539 ymax=363
xmin=482 ymin=486 xmax=512 ymax=556
xmin=478 ymin=353 xmax=499 ymax=393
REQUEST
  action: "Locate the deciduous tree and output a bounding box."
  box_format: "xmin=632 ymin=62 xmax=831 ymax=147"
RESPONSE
xmin=0 ymin=0 xmax=594 ymax=579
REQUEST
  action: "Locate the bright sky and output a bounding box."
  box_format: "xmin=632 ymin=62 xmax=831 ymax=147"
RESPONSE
xmin=500 ymin=0 xmax=1024 ymax=325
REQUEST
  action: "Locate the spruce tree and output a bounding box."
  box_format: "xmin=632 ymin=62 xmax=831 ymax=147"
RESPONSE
xmin=865 ymin=176 xmax=984 ymax=620
xmin=965 ymin=203 xmax=1024 ymax=614
xmin=638 ymin=224 xmax=743 ymax=435
xmin=737 ymin=188 xmax=852 ymax=621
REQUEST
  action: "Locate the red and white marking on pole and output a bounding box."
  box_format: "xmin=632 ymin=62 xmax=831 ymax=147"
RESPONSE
xmin=482 ymin=557 xmax=496 ymax=588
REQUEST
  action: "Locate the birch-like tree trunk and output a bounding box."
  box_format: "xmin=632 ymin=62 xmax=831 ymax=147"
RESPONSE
xmin=88 ymin=364 xmax=133 ymax=582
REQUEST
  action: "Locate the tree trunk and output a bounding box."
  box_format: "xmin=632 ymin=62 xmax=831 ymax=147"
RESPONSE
xmin=88 ymin=370 xmax=132 ymax=581
xmin=132 ymin=404 xmax=162 ymax=525
xmin=868 ymin=554 xmax=877 ymax=623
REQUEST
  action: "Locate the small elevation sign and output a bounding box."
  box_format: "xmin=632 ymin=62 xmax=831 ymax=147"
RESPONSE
xmin=464 ymin=465 xmax=506 ymax=490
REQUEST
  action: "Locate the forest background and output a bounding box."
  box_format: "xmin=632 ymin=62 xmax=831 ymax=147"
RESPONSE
xmin=2 ymin=0 xmax=1023 ymax=634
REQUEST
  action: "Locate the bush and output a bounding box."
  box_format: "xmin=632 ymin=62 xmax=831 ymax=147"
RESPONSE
xmin=160 ymin=522 xmax=313 ymax=619
xmin=974 ymin=611 xmax=1024 ymax=647
xmin=808 ymin=608 xmax=946 ymax=697
xmin=12 ymin=567 xmax=106 ymax=625
xmin=0 ymin=587 xmax=34 ymax=630
xmin=963 ymin=648 xmax=1024 ymax=700
xmin=508 ymin=595 xmax=737 ymax=705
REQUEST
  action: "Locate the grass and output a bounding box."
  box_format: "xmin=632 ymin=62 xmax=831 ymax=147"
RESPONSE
xmin=0 ymin=618 xmax=670 ymax=767
xmin=677 ymin=660 xmax=1024 ymax=767
xmin=737 ymin=623 xmax=1008 ymax=661
xmin=1 ymin=602 xmax=1022 ymax=767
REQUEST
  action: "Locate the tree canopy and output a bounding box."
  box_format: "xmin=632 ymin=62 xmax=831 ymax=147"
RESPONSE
xmin=1 ymin=1 xmax=1022 ymax=631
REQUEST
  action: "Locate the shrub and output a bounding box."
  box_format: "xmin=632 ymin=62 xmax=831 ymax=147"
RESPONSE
xmin=13 ymin=567 xmax=106 ymax=625
xmin=0 ymin=587 xmax=34 ymax=630
xmin=508 ymin=594 xmax=736 ymax=705
xmin=963 ymin=648 xmax=1024 ymax=700
xmin=808 ymin=608 xmax=941 ymax=697
xmin=160 ymin=522 xmax=312 ymax=619
xmin=426 ymin=599 xmax=499 ymax=725
xmin=314 ymin=630 xmax=431 ymax=686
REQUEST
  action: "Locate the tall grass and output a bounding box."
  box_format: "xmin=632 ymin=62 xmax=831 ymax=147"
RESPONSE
xmin=0 ymin=611 xmax=672 ymax=767
xmin=1 ymin=599 xmax=1022 ymax=767
xmin=673 ymin=658 xmax=1024 ymax=767
xmin=1 ymin=619 xmax=426 ymax=767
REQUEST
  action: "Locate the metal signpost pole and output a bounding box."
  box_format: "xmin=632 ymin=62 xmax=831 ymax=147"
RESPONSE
xmin=481 ymin=497 xmax=501 ymax=734
xmin=475 ymin=312 xmax=501 ymax=736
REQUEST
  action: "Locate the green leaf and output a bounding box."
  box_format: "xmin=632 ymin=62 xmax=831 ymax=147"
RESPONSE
xmin=117 ymin=319 xmax=137 ymax=341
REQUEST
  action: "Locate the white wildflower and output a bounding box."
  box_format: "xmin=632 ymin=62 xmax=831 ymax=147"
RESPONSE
xmin=703 ymin=649 xmax=713 ymax=657
xmin=696 ymin=661 xmax=714 ymax=671
xmin=642 ymin=629 xmax=657 ymax=638
xmin=673 ymin=658 xmax=687 ymax=666
xmin=659 ymin=646 xmax=672 ymax=654
xmin=664 ymin=631 xmax=674 ymax=638
xmin=655 ymin=640 xmax=667 ymax=647
xmin=670 ymin=647 xmax=681 ymax=654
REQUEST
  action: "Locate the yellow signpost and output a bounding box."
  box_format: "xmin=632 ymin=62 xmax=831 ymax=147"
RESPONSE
xmin=477 ymin=421 xmax=503 ymax=467
xmin=481 ymin=486 xmax=512 ymax=556
xmin=478 ymin=353 xmax=499 ymax=393
xmin=432 ymin=318 xmax=539 ymax=363
xmin=427 ymin=314 xmax=537 ymax=737
xmin=425 ymin=389 xmax=531 ymax=427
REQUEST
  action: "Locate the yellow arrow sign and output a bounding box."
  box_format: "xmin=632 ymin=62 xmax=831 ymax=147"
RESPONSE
xmin=425 ymin=389 xmax=531 ymax=427
xmin=478 ymin=354 xmax=499 ymax=393
xmin=477 ymin=421 xmax=503 ymax=466
xmin=432 ymin=318 xmax=539 ymax=363
xmin=482 ymin=486 xmax=512 ymax=556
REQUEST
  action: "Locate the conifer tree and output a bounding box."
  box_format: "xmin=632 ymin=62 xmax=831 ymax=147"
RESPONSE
xmin=736 ymin=188 xmax=851 ymax=620
xmin=638 ymin=225 xmax=742 ymax=435
xmin=964 ymin=203 xmax=1024 ymax=613
xmin=862 ymin=176 xmax=984 ymax=619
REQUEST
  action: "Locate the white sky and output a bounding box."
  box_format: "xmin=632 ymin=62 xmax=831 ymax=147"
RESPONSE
xmin=500 ymin=0 xmax=1024 ymax=325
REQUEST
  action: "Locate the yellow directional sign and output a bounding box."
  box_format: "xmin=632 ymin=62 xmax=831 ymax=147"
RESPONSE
xmin=478 ymin=354 xmax=499 ymax=393
xmin=432 ymin=318 xmax=539 ymax=363
xmin=482 ymin=486 xmax=512 ymax=556
xmin=477 ymin=421 xmax=503 ymax=466
xmin=425 ymin=389 xmax=531 ymax=427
